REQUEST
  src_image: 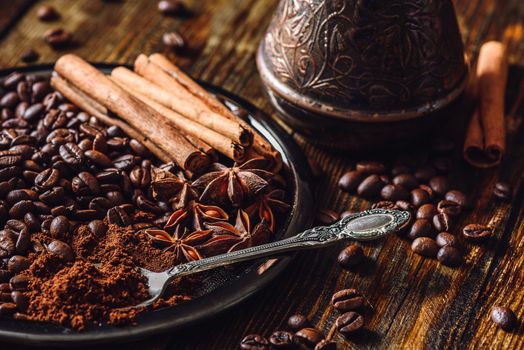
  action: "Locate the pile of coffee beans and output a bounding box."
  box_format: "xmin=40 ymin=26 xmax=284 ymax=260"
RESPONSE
xmin=0 ymin=71 xmax=172 ymax=318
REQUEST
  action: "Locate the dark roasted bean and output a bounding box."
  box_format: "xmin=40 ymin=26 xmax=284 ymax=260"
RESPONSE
xmin=335 ymin=312 xmax=364 ymax=336
xmin=59 ymin=142 xmax=84 ymax=166
xmin=435 ymin=232 xmax=460 ymax=248
xmin=37 ymin=5 xmax=59 ymax=21
xmin=112 ymin=154 xmax=136 ymax=171
xmin=0 ymin=92 xmax=19 ymax=108
xmin=338 ymin=171 xmax=364 ymax=193
xmin=107 ymin=206 xmax=132 ymax=226
xmin=34 ymin=168 xmax=60 ymax=189
xmin=462 ymin=224 xmax=491 ymax=243
xmin=410 ymin=188 xmax=430 ymax=207
xmin=22 ymin=103 xmax=45 ymax=121
xmin=23 ymin=212 xmax=40 ymax=232
xmin=32 ymin=81 xmax=51 ymax=101
xmin=9 ymin=275 xmax=29 ymax=291
xmin=395 ymin=200 xmax=415 ymax=213
xmin=445 ymin=190 xmax=470 ymax=208
xmin=239 ymin=334 xmax=269 ymax=350
xmin=437 ymin=245 xmax=462 ymax=267
xmin=50 ymin=215 xmax=70 ymax=238
xmin=268 ymin=331 xmax=294 ymax=349
xmin=392 ymin=173 xmax=418 ymax=190
xmin=295 ymin=328 xmax=324 ymax=347
xmin=371 ymin=201 xmax=396 ymax=210
xmin=355 ymin=161 xmax=385 ymax=174
xmin=416 ymin=204 xmax=436 ymax=220
xmin=408 ymin=219 xmax=432 ymax=240
xmin=130 ymin=166 xmax=151 ymax=189
xmin=11 ymin=291 xmax=28 ymax=311
xmin=46 ymin=240 xmax=74 ymax=262
xmin=7 ymin=256 xmax=30 ymax=273
xmin=44 ymin=28 xmax=73 ymax=48
xmin=39 ymin=187 xmax=65 ymax=205
xmin=87 ymin=220 xmax=107 ymax=236
xmin=15 ymin=228 xmax=30 ymax=254
xmin=380 ymin=184 xmax=409 ymax=201
xmin=85 ymin=150 xmax=112 ymax=168
xmin=433 ymin=213 xmax=452 ymax=232
xmin=437 ymin=200 xmax=461 ymax=217
xmin=287 ymin=314 xmax=310 ymax=331
xmin=491 ymin=306 xmax=517 ymax=331
xmin=433 ymin=157 xmax=451 ymax=173
xmin=0 ymin=302 xmax=17 ymax=317
xmin=6 ymin=189 xmax=37 ymax=205
xmin=428 ymin=176 xmax=449 ymax=196
xmin=357 ymin=174 xmax=383 ymax=198
xmin=331 ymin=289 xmax=367 ymax=312
xmin=493 ymin=181 xmax=512 ymax=201
xmin=158 ymin=0 xmax=186 ymax=16
xmin=337 ymin=244 xmax=364 ymax=269
xmin=3 ymin=72 xmax=24 ymax=89
xmin=411 ymin=237 xmax=439 ymax=258
xmin=8 ymin=200 xmax=34 ymax=219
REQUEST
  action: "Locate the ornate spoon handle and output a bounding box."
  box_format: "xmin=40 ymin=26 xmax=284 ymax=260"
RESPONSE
xmin=167 ymin=209 xmax=409 ymax=279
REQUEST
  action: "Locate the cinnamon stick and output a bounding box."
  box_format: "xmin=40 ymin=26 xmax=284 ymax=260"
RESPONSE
xmin=54 ymin=54 xmax=210 ymax=174
xmin=110 ymin=68 xmax=246 ymax=162
xmin=463 ymin=41 xmax=508 ymax=168
xmin=148 ymin=53 xmax=282 ymax=170
xmin=134 ymin=54 xmax=253 ymax=147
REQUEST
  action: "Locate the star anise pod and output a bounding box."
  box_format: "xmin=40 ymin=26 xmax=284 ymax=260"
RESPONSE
xmin=164 ymin=200 xmax=229 ymax=231
xmin=151 ymin=171 xmax=199 ymax=210
xmin=145 ymin=226 xmax=212 ymax=264
xmin=198 ymin=210 xmax=271 ymax=255
xmin=245 ymin=188 xmax=290 ymax=232
xmin=192 ymin=157 xmax=274 ymax=207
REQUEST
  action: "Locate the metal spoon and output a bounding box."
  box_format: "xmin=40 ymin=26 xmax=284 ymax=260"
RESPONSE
xmin=118 ymin=208 xmax=409 ymax=309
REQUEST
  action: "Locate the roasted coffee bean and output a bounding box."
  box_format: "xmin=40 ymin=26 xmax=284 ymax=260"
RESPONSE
xmin=445 ymin=190 xmax=469 ymax=208
xmin=78 ymin=171 xmax=100 ymax=195
xmin=130 ymin=166 xmax=151 ymax=189
xmin=8 ymin=200 xmax=34 ymax=219
xmin=136 ymin=195 xmax=162 ymax=214
xmin=433 ymin=213 xmax=452 ymax=232
xmin=411 ymin=237 xmax=439 ymax=258
xmin=433 ymin=157 xmax=451 ymax=173
xmin=107 ymin=136 xmax=128 ymax=149
xmin=7 ymin=256 xmax=30 ymax=273
xmin=6 ymin=220 xmax=26 ymax=233
xmin=15 ymin=228 xmax=30 ymax=254
xmin=416 ymin=204 xmax=437 ymax=220
xmin=295 ymin=328 xmax=324 ymax=347
xmin=337 ymin=244 xmax=364 ymax=269
xmin=11 ymin=291 xmax=28 ymax=311
xmin=392 ymin=173 xmax=418 ymax=190
xmin=113 ymin=154 xmax=136 ymax=171
xmin=39 ymin=187 xmax=65 ymax=205
xmin=315 ymin=209 xmax=339 ymax=225
xmin=73 ymin=209 xmax=99 ymax=221
xmin=357 ymin=174 xmax=383 ymax=198
xmin=414 ymin=166 xmax=436 ymax=182
xmin=407 ymin=219 xmax=432 ymax=240
xmin=32 ymin=81 xmax=51 ymax=101
xmin=371 ymin=201 xmax=396 ymax=210
xmin=59 ymin=142 xmax=84 ymax=166
xmin=0 ymin=92 xmax=19 ymax=109
xmin=0 ymin=302 xmax=17 ymax=317
xmin=33 ymin=201 xmax=51 ymax=215
xmin=491 ymin=306 xmax=517 ymax=331
xmin=158 ymin=0 xmax=186 ymax=15
xmin=87 ymin=220 xmax=107 ymax=236
xmin=436 ymin=200 xmax=461 ymax=217
xmin=437 ymin=245 xmax=462 ymax=267
xmin=22 ymin=103 xmax=45 ymax=121
xmin=163 ymin=32 xmax=185 ymax=51
xmin=23 ymin=212 xmax=40 ymax=232
xmin=0 ymin=270 xmax=12 ymax=283
xmin=315 ymin=339 xmax=337 ymax=350
xmin=129 ymin=139 xmax=149 ymax=157
xmin=419 ymin=184 xmax=434 ymax=200
xmin=428 ymin=176 xmax=448 ymax=196
xmin=44 ymin=28 xmax=73 ymax=49
xmin=239 ymin=334 xmax=269 ymax=350
xmin=85 ymin=150 xmax=112 ymax=168
xmin=9 ymin=275 xmax=29 ymax=291
xmin=107 ymin=206 xmax=132 ymax=227
xmin=331 ymin=288 xmax=367 ymax=312
xmin=93 ymin=134 xmax=108 ymax=153
xmin=37 ymin=5 xmax=59 ymax=21
xmin=46 ymin=240 xmax=74 ymax=262
xmin=0 ymin=230 xmax=16 ymax=258
xmin=380 ymin=184 xmax=409 ymax=201
xmin=493 ymin=181 xmax=512 ymax=201
xmin=355 ymin=161 xmax=385 ymax=174
xmin=0 ymin=283 xmax=10 ymax=293
xmin=6 ymin=189 xmax=37 ymax=205
xmin=379 ymin=174 xmax=391 ymax=184
xmin=287 ymin=314 xmax=310 ymax=331
xmin=435 ymin=232 xmax=460 ymax=248
xmin=34 ymin=168 xmax=60 ymax=189
xmin=335 ymin=312 xmax=364 ymax=336
xmin=89 ymin=197 xmax=112 ymax=212
xmin=106 ymin=191 xmax=126 ymax=206
xmin=338 ymin=171 xmax=364 ymax=193
xmin=268 ymin=331 xmax=294 ymax=349
xmin=410 ymin=188 xmax=430 ymax=207
xmin=49 ymin=215 xmax=70 ymax=238
xmin=78 ymin=138 xmax=92 ymax=151
xmin=3 ymin=72 xmax=24 ymax=89
xmin=462 ymin=224 xmax=491 ymax=243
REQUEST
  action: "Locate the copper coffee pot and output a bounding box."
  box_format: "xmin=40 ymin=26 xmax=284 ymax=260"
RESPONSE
xmin=257 ymin=0 xmax=469 ymax=151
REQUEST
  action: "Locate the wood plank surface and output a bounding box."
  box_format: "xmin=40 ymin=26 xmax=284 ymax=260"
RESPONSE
xmin=1 ymin=0 xmax=524 ymax=349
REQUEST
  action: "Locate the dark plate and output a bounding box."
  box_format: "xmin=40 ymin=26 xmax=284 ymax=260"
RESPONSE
xmin=0 ymin=64 xmax=314 ymax=346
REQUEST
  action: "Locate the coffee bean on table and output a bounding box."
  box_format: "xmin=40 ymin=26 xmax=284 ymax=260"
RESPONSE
xmin=20 ymin=49 xmax=39 ymax=63
xmin=315 ymin=339 xmax=337 ymax=350
xmin=493 ymin=181 xmax=512 ymax=201
xmin=295 ymin=328 xmax=324 ymax=347
xmin=44 ymin=28 xmax=73 ymax=49
xmin=163 ymin=32 xmax=185 ymax=52
xmin=416 ymin=204 xmax=437 ymax=220
xmin=462 ymin=224 xmax=491 ymax=243
xmin=240 ymin=334 xmax=269 ymax=350
xmin=411 ymin=237 xmax=439 ymax=258
xmin=338 ymin=171 xmax=364 ymax=193
xmin=410 ymin=188 xmax=430 ymax=207
xmin=331 ymin=289 xmax=367 ymax=312
xmin=337 ymin=244 xmax=364 ymax=269
xmin=445 ymin=190 xmax=470 ymax=208
xmin=392 ymin=173 xmax=418 ymax=190
xmin=158 ymin=0 xmax=186 ymax=16
xmin=37 ymin=5 xmax=59 ymax=21
xmin=355 ymin=161 xmax=385 ymax=174
xmin=357 ymin=174 xmax=384 ymax=198
xmin=437 ymin=245 xmax=462 ymax=267
xmin=407 ymin=219 xmax=432 ymax=240
xmin=491 ymin=306 xmax=517 ymax=331
xmin=315 ymin=209 xmax=339 ymax=225
xmin=268 ymin=331 xmax=294 ymax=348
xmin=335 ymin=311 xmax=364 ymax=336
xmin=429 ymin=176 xmax=449 ymax=196
xmin=380 ymin=184 xmax=409 ymax=201
xmin=287 ymin=314 xmax=310 ymax=331
xmin=435 ymin=232 xmax=460 ymax=248
xmin=433 ymin=213 xmax=452 ymax=232
xmin=436 ymin=200 xmax=461 ymax=217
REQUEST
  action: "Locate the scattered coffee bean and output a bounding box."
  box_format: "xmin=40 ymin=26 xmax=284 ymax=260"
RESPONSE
xmin=491 ymin=306 xmax=517 ymax=331
xmin=331 ymin=288 xmax=367 ymax=312
xmin=158 ymin=0 xmax=186 ymax=15
xmin=445 ymin=190 xmax=470 ymax=208
xmin=372 ymin=200 xmax=396 ymax=210
xmin=436 ymin=200 xmax=461 ymax=217
xmin=432 ymin=212 xmax=452 ymax=232
xmin=411 ymin=237 xmax=439 ymax=258
xmin=37 ymin=5 xmax=59 ymax=21
xmin=408 ymin=219 xmax=432 ymax=240
xmin=410 ymin=188 xmax=430 ymax=207
xmin=240 ymin=334 xmax=269 ymax=350
xmin=163 ymin=32 xmax=185 ymax=51
xmin=435 ymin=232 xmax=460 ymax=248
xmin=295 ymin=328 xmax=324 ymax=347
xmin=315 ymin=209 xmax=339 ymax=225
xmin=428 ymin=176 xmax=449 ymax=196
xmin=20 ymin=49 xmax=39 ymax=63
xmin=380 ymin=184 xmax=409 ymax=201
xmin=335 ymin=311 xmax=364 ymax=336
xmin=337 ymin=244 xmax=364 ymax=269
xmin=44 ymin=28 xmax=73 ymax=49
xmin=357 ymin=174 xmax=383 ymax=198
xmin=493 ymin=181 xmax=512 ymax=201
xmin=315 ymin=340 xmax=337 ymax=350
xmin=287 ymin=314 xmax=310 ymax=331
xmin=416 ymin=204 xmax=437 ymax=220
xmin=462 ymin=224 xmax=491 ymax=243
xmin=392 ymin=173 xmax=418 ymax=190
xmin=338 ymin=171 xmax=363 ymax=193
xmin=437 ymin=245 xmax=462 ymax=267
xmin=268 ymin=331 xmax=294 ymax=348
xmin=355 ymin=161 xmax=385 ymax=174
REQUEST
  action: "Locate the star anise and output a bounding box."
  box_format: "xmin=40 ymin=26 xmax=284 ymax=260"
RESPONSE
xmin=245 ymin=188 xmax=290 ymax=232
xmin=145 ymin=226 xmax=212 ymax=263
xmin=164 ymin=200 xmax=229 ymax=231
xmin=192 ymin=157 xmax=274 ymax=207
xmin=151 ymin=171 xmax=199 ymax=210
xmin=198 ymin=210 xmax=271 ymax=255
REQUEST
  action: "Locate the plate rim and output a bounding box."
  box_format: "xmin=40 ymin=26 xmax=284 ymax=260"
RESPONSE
xmin=0 ymin=64 xmax=315 ymax=346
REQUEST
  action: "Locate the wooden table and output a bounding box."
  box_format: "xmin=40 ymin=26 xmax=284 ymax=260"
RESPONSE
xmin=1 ymin=0 xmax=523 ymax=349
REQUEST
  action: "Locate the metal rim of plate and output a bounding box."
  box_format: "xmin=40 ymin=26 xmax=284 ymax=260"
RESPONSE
xmin=0 ymin=64 xmax=315 ymax=346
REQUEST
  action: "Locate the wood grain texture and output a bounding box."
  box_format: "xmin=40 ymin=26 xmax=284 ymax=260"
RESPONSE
xmin=1 ymin=0 xmax=524 ymax=349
